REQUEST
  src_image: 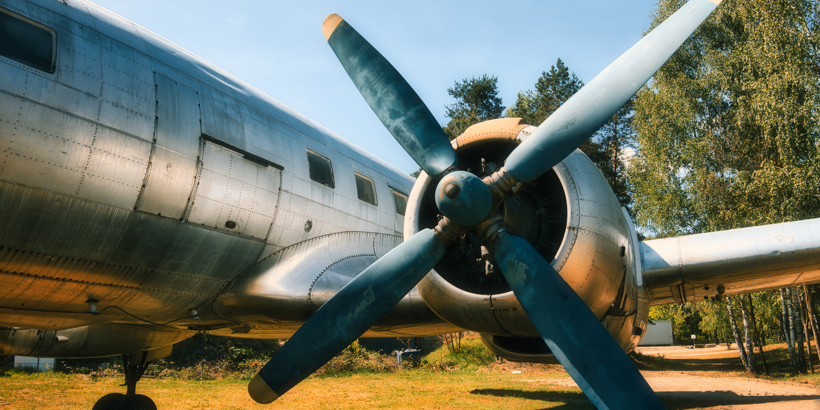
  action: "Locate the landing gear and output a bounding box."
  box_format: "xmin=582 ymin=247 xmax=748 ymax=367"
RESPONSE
xmin=91 ymin=393 xmax=123 ymax=410
xmin=91 ymin=353 xmax=156 ymax=410
xmin=109 ymin=394 xmax=156 ymax=410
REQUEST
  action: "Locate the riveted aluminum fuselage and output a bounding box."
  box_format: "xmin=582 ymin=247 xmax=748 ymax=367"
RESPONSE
xmin=0 ymin=0 xmax=434 ymax=340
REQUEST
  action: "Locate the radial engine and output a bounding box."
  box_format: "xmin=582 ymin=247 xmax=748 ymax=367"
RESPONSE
xmin=405 ymin=118 xmax=650 ymax=362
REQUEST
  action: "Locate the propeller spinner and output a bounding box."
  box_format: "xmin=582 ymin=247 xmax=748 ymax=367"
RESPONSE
xmin=249 ymin=1 xmax=721 ymax=409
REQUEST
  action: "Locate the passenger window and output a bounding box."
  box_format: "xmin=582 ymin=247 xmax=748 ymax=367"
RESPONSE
xmin=306 ymin=150 xmax=335 ymax=188
xmin=392 ymin=190 xmax=408 ymax=216
xmin=354 ymin=173 xmax=377 ymax=205
xmin=0 ymin=8 xmax=56 ymax=73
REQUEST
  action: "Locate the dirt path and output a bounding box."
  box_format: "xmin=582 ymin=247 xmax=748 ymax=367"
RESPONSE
xmin=632 ymin=345 xmax=820 ymax=409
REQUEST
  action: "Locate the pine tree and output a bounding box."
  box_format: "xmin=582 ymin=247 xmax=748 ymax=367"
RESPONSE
xmin=507 ymin=58 xmax=582 ymax=126
xmin=442 ymin=74 xmax=504 ymax=139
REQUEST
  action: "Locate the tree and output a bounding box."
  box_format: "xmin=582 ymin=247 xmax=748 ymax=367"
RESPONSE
xmin=634 ymin=0 xmax=820 ymax=372
xmin=726 ymin=297 xmax=751 ymax=370
xmin=629 ymin=0 xmax=820 ymax=237
xmin=697 ymin=298 xmax=732 ymax=346
xmin=595 ymin=100 xmax=635 ymax=211
xmin=507 ymin=58 xmax=582 ymax=125
xmin=508 ymin=59 xmax=634 ymax=208
xmin=442 ymin=74 xmax=505 ymax=139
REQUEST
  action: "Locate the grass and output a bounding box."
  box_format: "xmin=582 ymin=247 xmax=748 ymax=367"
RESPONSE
xmin=4 ymin=339 xmax=820 ymax=409
xmin=0 ymin=368 xmax=584 ymax=410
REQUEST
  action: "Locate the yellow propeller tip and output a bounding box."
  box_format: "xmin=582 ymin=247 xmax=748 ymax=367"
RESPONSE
xmin=248 ymin=374 xmax=280 ymax=404
xmin=323 ymin=13 xmax=344 ymax=41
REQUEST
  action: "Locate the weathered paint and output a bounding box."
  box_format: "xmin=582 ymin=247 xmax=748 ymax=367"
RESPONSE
xmin=324 ymin=14 xmax=457 ymax=177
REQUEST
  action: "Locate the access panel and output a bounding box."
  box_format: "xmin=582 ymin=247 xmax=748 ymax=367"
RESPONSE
xmin=186 ymin=140 xmax=281 ymax=241
xmin=135 ymin=73 xmax=201 ymax=219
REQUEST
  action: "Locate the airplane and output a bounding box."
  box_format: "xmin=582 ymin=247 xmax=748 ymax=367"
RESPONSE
xmin=1 ymin=0 xmax=819 ymax=409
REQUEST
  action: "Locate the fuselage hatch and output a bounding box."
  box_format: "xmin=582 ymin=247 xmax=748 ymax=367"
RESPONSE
xmin=0 ymin=0 xmax=450 ymax=346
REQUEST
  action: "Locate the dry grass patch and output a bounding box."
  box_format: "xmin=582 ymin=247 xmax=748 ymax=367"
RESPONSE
xmin=1 ymin=369 xmax=587 ymax=410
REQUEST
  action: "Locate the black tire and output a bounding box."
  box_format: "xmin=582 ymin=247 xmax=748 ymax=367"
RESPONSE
xmin=92 ymin=393 xmax=124 ymax=410
xmin=114 ymin=394 xmax=157 ymax=410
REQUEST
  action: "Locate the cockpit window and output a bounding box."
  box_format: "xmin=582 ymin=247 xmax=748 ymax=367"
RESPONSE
xmin=0 ymin=8 xmax=56 ymax=73
xmin=392 ymin=190 xmax=408 ymax=216
xmin=354 ymin=173 xmax=377 ymax=205
xmin=306 ymin=149 xmax=335 ymax=188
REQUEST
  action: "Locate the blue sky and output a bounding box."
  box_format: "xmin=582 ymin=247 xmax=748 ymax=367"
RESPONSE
xmin=92 ymin=0 xmax=660 ymax=174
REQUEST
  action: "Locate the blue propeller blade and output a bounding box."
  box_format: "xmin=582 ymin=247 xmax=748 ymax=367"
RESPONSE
xmin=494 ymin=234 xmax=665 ymax=410
xmin=323 ymin=14 xmax=457 ymax=177
xmin=248 ymin=229 xmax=446 ymax=404
xmin=504 ymin=0 xmax=720 ymax=183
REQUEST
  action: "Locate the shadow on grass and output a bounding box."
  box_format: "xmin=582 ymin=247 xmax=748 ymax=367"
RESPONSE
xmin=471 ymin=388 xmax=820 ymax=410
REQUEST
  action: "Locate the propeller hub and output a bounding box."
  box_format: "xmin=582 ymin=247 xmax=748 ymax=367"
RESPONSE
xmin=435 ymin=171 xmax=492 ymax=227
xmin=444 ymin=183 xmax=460 ymax=199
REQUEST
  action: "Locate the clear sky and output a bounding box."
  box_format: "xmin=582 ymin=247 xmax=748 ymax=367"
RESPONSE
xmin=91 ymin=0 xmax=660 ymax=174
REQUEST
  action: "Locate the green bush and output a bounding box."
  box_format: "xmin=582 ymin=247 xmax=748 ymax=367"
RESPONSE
xmin=36 ymin=334 xmax=499 ymax=380
xmin=317 ymin=340 xmax=398 ymax=377
xmin=421 ymin=336 xmax=495 ymax=372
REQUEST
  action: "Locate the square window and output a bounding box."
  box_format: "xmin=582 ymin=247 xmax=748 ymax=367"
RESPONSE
xmin=392 ymin=190 xmax=408 ymax=216
xmin=0 ymin=8 xmax=56 ymax=73
xmin=354 ymin=173 xmax=377 ymax=205
xmin=306 ymin=150 xmax=334 ymax=188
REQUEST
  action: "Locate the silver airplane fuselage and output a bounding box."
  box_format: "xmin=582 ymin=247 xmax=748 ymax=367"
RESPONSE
xmin=3 ymin=0 xmax=820 ymax=368
xmin=0 ymin=0 xmax=454 ymax=352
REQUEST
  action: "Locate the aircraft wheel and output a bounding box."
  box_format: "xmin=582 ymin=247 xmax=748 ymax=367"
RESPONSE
xmin=114 ymin=394 xmax=156 ymax=410
xmin=92 ymin=393 xmax=124 ymax=410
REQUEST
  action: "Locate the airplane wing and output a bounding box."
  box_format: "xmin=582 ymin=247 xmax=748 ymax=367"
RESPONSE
xmin=211 ymin=231 xmax=456 ymax=338
xmin=641 ymin=218 xmax=820 ymax=305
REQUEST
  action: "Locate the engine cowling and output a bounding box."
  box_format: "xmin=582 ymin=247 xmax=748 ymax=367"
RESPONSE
xmin=406 ymin=118 xmax=647 ymax=353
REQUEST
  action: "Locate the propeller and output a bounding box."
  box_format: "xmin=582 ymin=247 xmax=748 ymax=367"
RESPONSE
xmin=249 ymin=1 xmax=721 ymax=407
xmin=248 ymin=229 xmax=447 ymax=403
xmin=492 ymin=233 xmax=664 ymax=409
xmin=322 ymin=13 xmax=457 ymax=178
xmin=503 ymin=0 xmax=720 ymax=183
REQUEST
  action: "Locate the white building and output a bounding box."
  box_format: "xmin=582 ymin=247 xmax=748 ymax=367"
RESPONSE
xmin=638 ymin=320 xmax=674 ymax=346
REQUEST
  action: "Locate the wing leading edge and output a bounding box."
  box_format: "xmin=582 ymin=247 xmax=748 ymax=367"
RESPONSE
xmin=642 ymin=218 xmax=820 ymax=305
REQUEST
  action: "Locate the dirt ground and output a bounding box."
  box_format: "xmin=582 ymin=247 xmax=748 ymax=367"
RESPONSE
xmin=633 ymin=345 xmax=820 ymax=409
xmin=479 ymin=345 xmax=820 ymax=409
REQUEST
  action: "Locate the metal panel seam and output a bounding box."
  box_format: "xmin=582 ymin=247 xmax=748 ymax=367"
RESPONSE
xmin=306 ymin=252 xmax=376 ymax=307
xmin=0 ymin=88 xmax=145 ymax=141
xmin=263 ymin=169 xmax=283 ymax=244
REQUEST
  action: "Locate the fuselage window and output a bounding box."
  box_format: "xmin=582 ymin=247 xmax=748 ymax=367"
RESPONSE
xmin=354 ymin=173 xmax=377 ymax=205
xmin=0 ymin=8 xmax=56 ymax=73
xmin=306 ymin=149 xmax=335 ymax=188
xmin=392 ymin=190 xmax=408 ymax=216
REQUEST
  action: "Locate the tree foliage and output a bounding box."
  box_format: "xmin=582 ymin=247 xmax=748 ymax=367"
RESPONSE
xmin=648 ymin=292 xmax=782 ymax=345
xmin=442 ymin=74 xmax=505 ymax=139
xmin=507 ymin=58 xmax=583 ymax=126
xmin=629 ymin=0 xmax=820 ymax=237
xmin=636 ymin=0 xmax=820 ymax=372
